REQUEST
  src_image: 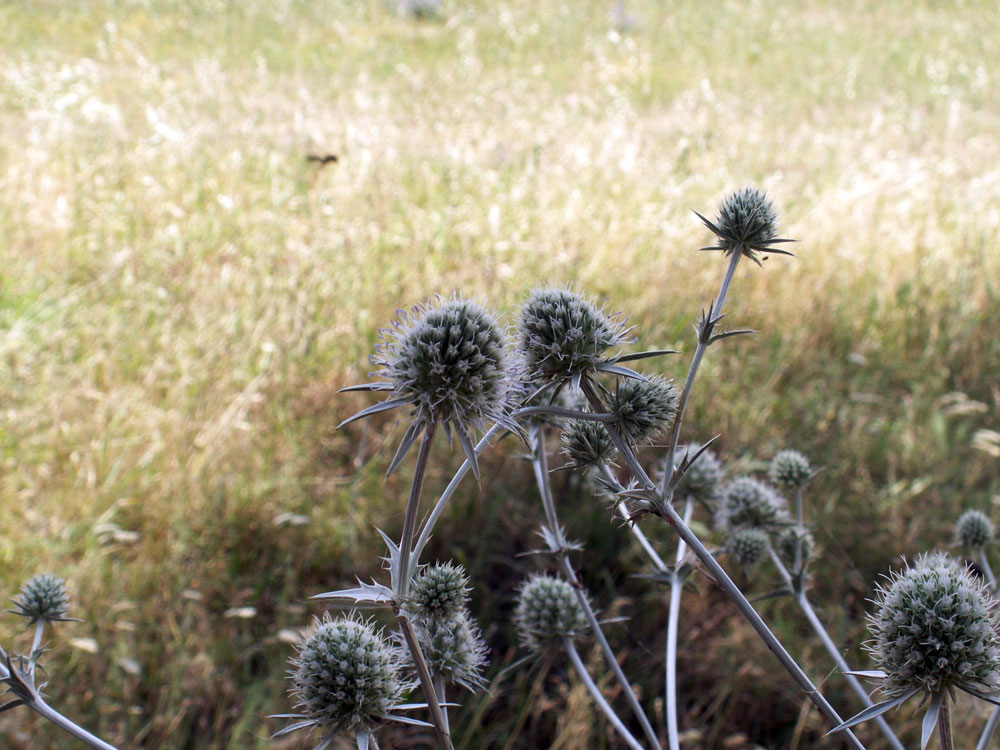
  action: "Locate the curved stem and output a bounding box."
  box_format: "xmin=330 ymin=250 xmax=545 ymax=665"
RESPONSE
xmin=665 ymin=497 xmax=694 ymax=750
xmin=769 ymin=550 xmax=905 ymax=750
xmin=530 ymin=427 xmax=662 ymax=750
xmin=30 ymin=698 xmax=120 ymax=750
xmin=579 ymin=379 xmax=865 ymax=750
xmin=563 ymin=638 xmax=646 ymax=750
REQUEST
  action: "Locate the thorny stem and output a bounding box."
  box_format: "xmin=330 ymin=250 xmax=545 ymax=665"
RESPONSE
xmin=598 ymin=463 xmax=669 ymax=574
xmin=665 ymin=497 xmax=694 ymax=750
xmin=529 ymin=426 xmax=662 ymax=750
xmin=29 ymin=698 xmax=121 ymax=750
xmin=660 ymin=250 xmax=742 ymax=497
xmin=578 ymin=379 xmax=866 ymax=750
xmin=939 ymin=694 xmax=954 ymax=750
xmin=398 ymin=613 xmax=455 ymax=750
xmin=398 ymin=421 xmax=438 ymax=599
xmin=769 ymin=549 xmax=905 ymax=750
xmin=563 ymin=638 xmax=646 ymax=750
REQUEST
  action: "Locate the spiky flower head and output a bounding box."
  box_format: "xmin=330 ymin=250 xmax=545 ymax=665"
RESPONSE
xmin=726 ymin=527 xmax=770 ymax=568
xmin=415 ymin=610 xmax=489 ymax=692
xmin=611 ymin=375 xmax=679 ymax=446
xmin=956 ymin=510 xmax=994 ymax=549
xmin=671 ymin=445 xmax=725 ymax=506
xmin=410 ymin=562 xmax=470 ymax=622
xmin=560 ymin=418 xmax=614 ymax=470
xmin=716 ymin=477 xmax=787 ymax=532
xmin=370 ymin=296 xmax=511 ymax=433
xmin=514 ymin=574 xmax=589 ymax=651
xmin=9 ymin=573 xmax=72 ymax=624
xmin=519 ymin=287 xmax=632 ymax=382
xmin=769 ymin=450 xmax=812 ymax=490
xmin=695 ymin=186 xmax=794 ymax=266
xmin=776 ymin=526 xmax=815 ymax=568
xmin=288 ymin=614 xmax=405 ymax=736
xmin=867 ymin=553 xmax=1000 ymax=699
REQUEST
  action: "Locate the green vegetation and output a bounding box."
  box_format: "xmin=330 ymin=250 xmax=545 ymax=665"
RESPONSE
xmin=1 ymin=0 xmax=999 ymax=746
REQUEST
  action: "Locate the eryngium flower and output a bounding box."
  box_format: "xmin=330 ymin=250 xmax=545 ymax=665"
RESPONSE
xmin=716 ymin=477 xmax=787 ymax=532
xmin=288 ymin=614 xmax=404 ymax=736
xmin=560 ymin=418 xmax=614 ymax=470
xmin=726 ymin=527 xmax=770 ymax=568
xmin=776 ymin=526 xmax=815 ymax=568
xmin=611 ymin=375 xmax=679 ymax=445
xmin=410 ymin=562 xmax=470 ymax=622
xmin=695 ymin=186 xmax=794 ymax=266
xmin=956 ymin=509 xmax=994 ymax=549
xmin=519 ymin=288 xmax=632 ymax=382
xmin=415 ymin=610 xmax=489 ymax=692
xmin=514 ymin=574 xmax=588 ymax=651
xmin=867 ymin=553 xmax=1000 ymax=698
xmin=9 ymin=573 xmax=72 ymax=624
xmin=671 ymin=446 xmax=725 ymax=506
xmin=769 ymin=450 xmax=811 ymax=490
xmin=372 ymin=296 xmax=511 ymax=432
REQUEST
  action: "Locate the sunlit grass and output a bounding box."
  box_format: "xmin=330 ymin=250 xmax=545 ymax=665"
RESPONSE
xmin=1 ymin=0 xmax=999 ymax=746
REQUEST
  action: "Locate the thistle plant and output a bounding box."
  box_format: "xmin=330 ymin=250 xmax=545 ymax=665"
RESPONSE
xmin=410 ymin=562 xmax=470 ymax=622
xmin=414 ymin=610 xmax=489 ymax=694
xmin=716 ymin=476 xmax=788 ymax=533
xmin=832 ymin=553 xmax=1000 ymax=749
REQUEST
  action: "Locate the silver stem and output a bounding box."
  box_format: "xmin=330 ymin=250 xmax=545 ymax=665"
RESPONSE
xmin=30 ymin=699 xmax=120 ymax=750
xmin=599 ymin=463 xmax=669 ymax=574
xmin=29 ymin=621 xmax=45 ymax=678
xmin=398 ymin=613 xmax=455 ymax=750
xmin=530 ymin=427 xmax=662 ymax=750
xmin=979 ymin=546 xmax=996 ymax=590
xmin=665 ymin=497 xmax=694 ymax=750
xmin=976 ymin=706 xmax=1000 ymax=750
xmin=397 ymin=421 xmax=438 ymax=599
xmin=563 ymin=638 xmax=646 ymax=750
xmin=434 ymin=674 xmax=451 ymax=734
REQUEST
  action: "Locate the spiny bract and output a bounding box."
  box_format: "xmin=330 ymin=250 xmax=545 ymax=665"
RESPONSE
xmin=560 ymin=418 xmax=614 ymax=470
xmin=9 ymin=573 xmax=72 ymax=624
xmin=519 ymin=288 xmax=631 ymax=381
xmin=769 ymin=449 xmax=811 ymax=490
xmin=410 ymin=561 xmax=470 ymax=622
xmin=956 ymin=509 xmax=994 ymax=549
xmin=698 ymin=186 xmax=792 ymax=265
xmin=289 ymin=614 xmax=404 ymax=736
xmin=716 ymin=476 xmax=787 ymax=532
xmin=514 ymin=574 xmax=589 ymax=651
xmin=671 ymin=446 xmax=725 ymax=506
xmin=867 ymin=553 xmax=1000 ymax=698
xmin=611 ymin=375 xmax=679 ymax=445
xmin=725 ymin=527 xmax=770 ymax=568
xmin=414 ymin=610 xmax=489 ymax=692
xmin=374 ymin=296 xmax=511 ymax=431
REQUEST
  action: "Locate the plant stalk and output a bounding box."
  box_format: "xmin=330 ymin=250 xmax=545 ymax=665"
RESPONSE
xmin=530 ymin=426 xmax=662 ymax=750
xmin=434 ymin=674 xmax=451 ymax=734
xmin=563 ymin=638 xmax=646 ymax=750
xmin=665 ymin=497 xmax=694 ymax=750
xmin=397 ymin=421 xmax=438 ymax=599
xmin=398 ymin=613 xmax=455 ymax=750
xmin=30 ymin=698 xmax=121 ymax=750
xmin=976 ymin=706 xmax=1000 ymax=750
xmin=979 ymin=546 xmax=996 ymax=590
xmin=939 ymin=694 xmax=954 ymax=750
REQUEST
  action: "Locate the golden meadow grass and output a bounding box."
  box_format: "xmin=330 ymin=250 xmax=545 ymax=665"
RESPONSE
xmin=2 ymin=0 xmax=999 ymax=746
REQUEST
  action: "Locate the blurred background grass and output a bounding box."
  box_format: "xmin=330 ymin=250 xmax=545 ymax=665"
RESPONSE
xmin=1 ymin=0 xmax=999 ymax=747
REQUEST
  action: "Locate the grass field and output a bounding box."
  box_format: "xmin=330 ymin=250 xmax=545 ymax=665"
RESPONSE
xmin=2 ymin=0 xmax=1000 ymax=747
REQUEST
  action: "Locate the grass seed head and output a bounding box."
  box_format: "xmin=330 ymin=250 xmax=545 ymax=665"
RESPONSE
xmin=956 ymin=509 xmax=994 ymax=549
xmin=514 ymin=573 xmax=588 ymax=651
xmin=867 ymin=553 xmax=1000 ymax=698
xmin=9 ymin=573 xmax=72 ymax=624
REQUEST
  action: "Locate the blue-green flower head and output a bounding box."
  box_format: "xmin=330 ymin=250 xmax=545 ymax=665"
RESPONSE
xmin=410 ymin=561 xmax=470 ymax=622
xmin=956 ymin=509 xmax=994 ymax=549
xmin=289 ymin=614 xmax=405 ymax=736
xmin=9 ymin=573 xmax=72 ymax=624
xmin=867 ymin=553 xmax=1000 ymax=698
xmin=519 ymin=287 xmax=632 ymax=382
xmin=560 ymin=419 xmax=614 ymax=470
xmin=611 ymin=375 xmax=679 ymax=446
xmin=726 ymin=527 xmax=770 ymax=568
xmin=514 ymin=574 xmax=588 ymax=651
xmin=671 ymin=445 xmax=725 ymax=506
xmin=415 ymin=610 xmax=489 ymax=693
xmin=769 ymin=450 xmax=812 ymax=490
xmin=696 ymin=186 xmax=794 ymax=266
xmin=716 ymin=476 xmax=787 ymax=532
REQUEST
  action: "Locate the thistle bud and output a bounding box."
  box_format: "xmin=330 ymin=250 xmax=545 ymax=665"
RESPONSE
xmin=956 ymin=509 xmax=994 ymax=549
xmin=289 ymin=614 xmax=404 ymax=735
xmin=725 ymin=527 xmax=770 ymax=568
xmin=514 ymin=574 xmax=588 ymax=651
xmin=716 ymin=476 xmax=787 ymax=532
xmin=697 ymin=186 xmax=792 ymax=265
xmin=9 ymin=573 xmax=72 ymax=624
xmin=560 ymin=419 xmax=614 ymax=470
xmin=415 ymin=610 xmax=489 ymax=692
xmin=519 ymin=288 xmax=631 ymax=382
xmin=867 ymin=553 xmax=1000 ymax=698
xmin=410 ymin=562 xmax=470 ymax=622
xmin=769 ymin=450 xmax=811 ymax=490
xmin=671 ymin=446 xmax=725 ymax=506
xmin=611 ymin=375 xmax=679 ymax=445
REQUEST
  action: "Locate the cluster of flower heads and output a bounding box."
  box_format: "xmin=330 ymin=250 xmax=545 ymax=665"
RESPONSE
xmin=866 ymin=553 xmax=1000 ymax=699
xmin=514 ymin=574 xmax=588 ymax=652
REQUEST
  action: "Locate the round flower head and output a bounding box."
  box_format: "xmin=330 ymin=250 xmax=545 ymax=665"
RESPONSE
xmin=9 ymin=573 xmax=72 ymax=624
xmin=716 ymin=477 xmax=787 ymax=532
xmin=670 ymin=445 xmax=725 ymax=506
xmin=776 ymin=526 xmax=815 ymax=569
xmin=956 ymin=509 xmax=994 ymax=549
xmin=695 ymin=186 xmax=793 ymax=266
xmin=769 ymin=450 xmax=812 ymax=490
xmin=288 ymin=614 xmax=405 ymax=736
xmin=410 ymin=561 xmax=470 ymax=622
xmin=726 ymin=527 xmax=770 ymax=568
xmin=519 ymin=287 xmax=632 ymax=382
xmin=514 ymin=574 xmax=589 ymax=651
xmin=560 ymin=418 xmax=614 ymax=470
xmin=610 ymin=375 xmax=679 ymax=446
xmin=415 ymin=610 xmax=489 ymax=692
xmin=364 ymin=296 xmax=511 ymax=434
xmin=867 ymin=553 xmax=1000 ymax=699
